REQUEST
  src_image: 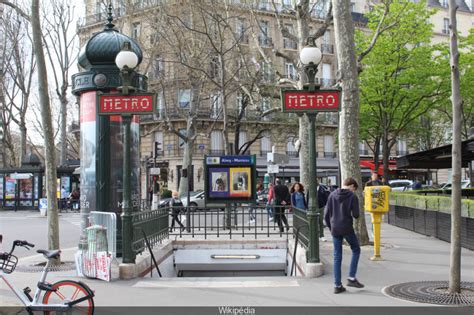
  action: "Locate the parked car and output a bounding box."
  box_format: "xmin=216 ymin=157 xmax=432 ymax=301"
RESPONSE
xmin=441 ymin=180 xmax=471 ymax=189
xmin=388 ymin=179 xmax=414 ymax=192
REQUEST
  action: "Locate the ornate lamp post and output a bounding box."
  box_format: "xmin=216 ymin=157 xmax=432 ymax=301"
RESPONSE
xmin=300 ymin=37 xmax=322 ymax=263
xmin=115 ymin=42 xmax=139 ymax=264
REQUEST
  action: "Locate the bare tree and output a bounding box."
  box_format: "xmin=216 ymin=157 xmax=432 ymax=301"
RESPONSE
xmin=1 ymin=5 xmax=35 ymax=166
xmin=41 ymin=0 xmax=78 ymax=165
xmin=448 ymin=0 xmax=462 ymax=294
xmin=0 ymin=0 xmax=62 ymax=258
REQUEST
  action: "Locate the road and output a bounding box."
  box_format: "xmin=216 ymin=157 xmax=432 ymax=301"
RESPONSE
xmin=0 ymin=210 xmax=81 ymax=258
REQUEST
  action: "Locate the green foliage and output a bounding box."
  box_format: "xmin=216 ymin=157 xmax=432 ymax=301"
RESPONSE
xmin=356 ymin=1 xmax=447 ymax=153
xmin=389 ymin=193 xmax=474 ymax=217
xmin=426 ymin=196 xmax=439 ymax=211
xmin=161 ymin=189 xmax=172 ymax=199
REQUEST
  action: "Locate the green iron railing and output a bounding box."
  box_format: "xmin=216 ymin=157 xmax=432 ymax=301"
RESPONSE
xmin=131 ymin=208 xmax=169 ymax=255
xmin=292 ymin=207 xmax=309 ymax=248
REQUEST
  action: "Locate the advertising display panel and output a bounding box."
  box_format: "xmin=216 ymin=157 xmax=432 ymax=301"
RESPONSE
xmin=205 ymin=155 xmax=256 ymax=204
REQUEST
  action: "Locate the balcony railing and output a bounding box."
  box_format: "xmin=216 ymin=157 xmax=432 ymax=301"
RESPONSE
xmin=321 ymin=78 xmax=336 ymax=87
xmin=260 ymin=150 xmax=272 ymax=157
xmin=359 ymin=149 xmax=369 ymax=155
xmin=321 ymin=43 xmax=334 ymax=54
xmin=323 ymin=152 xmax=337 ymax=158
xmin=286 ymin=151 xmax=298 ymax=157
xmin=396 ymin=150 xmax=409 ymax=156
xmin=442 ymin=28 xmax=450 ymax=35
xmin=283 ymin=38 xmax=297 ymax=50
xmin=258 ymin=36 xmax=273 ymax=47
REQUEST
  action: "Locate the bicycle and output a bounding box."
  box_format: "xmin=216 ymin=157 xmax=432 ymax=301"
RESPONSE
xmin=0 ymin=236 xmax=95 ymax=314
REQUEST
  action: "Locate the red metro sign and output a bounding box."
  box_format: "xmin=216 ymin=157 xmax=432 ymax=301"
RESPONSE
xmin=97 ymin=93 xmax=155 ymax=115
xmin=281 ymin=89 xmax=341 ymax=113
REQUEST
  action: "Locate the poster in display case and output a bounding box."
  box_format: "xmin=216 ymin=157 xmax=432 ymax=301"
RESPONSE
xmin=205 ymin=155 xmax=256 ymax=204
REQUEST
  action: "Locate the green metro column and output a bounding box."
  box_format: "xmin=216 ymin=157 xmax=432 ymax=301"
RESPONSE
xmin=71 ymin=5 xmax=147 ymax=252
xmin=300 ymin=37 xmax=323 ymax=264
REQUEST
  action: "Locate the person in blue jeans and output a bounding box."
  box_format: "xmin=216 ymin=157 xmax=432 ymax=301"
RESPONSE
xmin=324 ymin=177 xmax=364 ymax=294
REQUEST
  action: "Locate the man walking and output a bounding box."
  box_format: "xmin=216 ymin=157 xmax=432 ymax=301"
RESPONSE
xmin=324 ymin=177 xmax=364 ymax=294
xmin=273 ymin=178 xmax=290 ymax=233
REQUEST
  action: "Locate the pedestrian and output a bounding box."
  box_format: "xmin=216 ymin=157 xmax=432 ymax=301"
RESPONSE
xmin=266 ymin=182 xmax=274 ymax=221
xmin=273 ymin=178 xmax=290 ymax=233
xmin=365 ymin=172 xmax=382 ymax=187
xmin=169 ymin=191 xmax=185 ymax=232
xmin=290 ymin=182 xmax=307 ymax=210
xmin=317 ymin=181 xmax=329 ymax=242
xmin=60 ymin=186 xmax=68 ymax=211
xmin=324 ymin=177 xmax=364 ymax=294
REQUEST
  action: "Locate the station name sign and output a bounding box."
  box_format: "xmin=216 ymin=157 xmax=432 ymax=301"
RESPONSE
xmin=281 ymin=89 xmax=341 ymax=113
xmin=97 ymin=92 xmax=155 ymax=115
xmin=206 ymin=155 xmax=255 ymax=165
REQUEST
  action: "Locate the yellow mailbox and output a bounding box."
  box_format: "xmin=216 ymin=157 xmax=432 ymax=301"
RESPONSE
xmin=364 ymin=186 xmax=390 ymax=213
xmin=364 ymin=186 xmax=391 ymax=261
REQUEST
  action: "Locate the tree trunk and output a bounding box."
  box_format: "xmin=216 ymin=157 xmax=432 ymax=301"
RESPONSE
xmin=31 ymin=0 xmax=60 ymax=261
xmin=448 ymin=0 xmax=462 ymax=294
xmin=332 ymin=0 xmax=369 ymax=245
xmin=59 ymin=92 xmax=67 ymax=165
xmin=373 ymin=137 xmax=380 ymax=172
xmin=382 ymin=133 xmax=390 ymax=181
xmin=19 ymin=123 xmax=27 ymax=166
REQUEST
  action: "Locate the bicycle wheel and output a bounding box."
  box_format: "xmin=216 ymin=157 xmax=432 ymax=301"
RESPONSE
xmin=42 ymin=280 xmax=94 ymax=315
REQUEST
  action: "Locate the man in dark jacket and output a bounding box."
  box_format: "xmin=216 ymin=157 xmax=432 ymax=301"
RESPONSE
xmin=324 ymin=177 xmax=364 ymax=294
xmin=273 ymin=178 xmax=290 ymax=232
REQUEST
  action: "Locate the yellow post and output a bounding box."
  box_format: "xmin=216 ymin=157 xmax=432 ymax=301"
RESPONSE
xmin=364 ymin=186 xmax=390 ymax=261
xmin=370 ymin=212 xmax=383 ymax=261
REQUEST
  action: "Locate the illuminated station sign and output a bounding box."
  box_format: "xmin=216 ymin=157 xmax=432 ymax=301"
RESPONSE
xmin=97 ymin=93 xmax=155 ymax=115
xmin=281 ymin=89 xmax=341 ymax=113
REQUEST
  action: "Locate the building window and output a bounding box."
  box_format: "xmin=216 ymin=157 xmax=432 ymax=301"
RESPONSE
xmin=178 ymin=89 xmax=191 ymax=108
xmin=178 ymin=129 xmax=187 ymax=149
xmin=282 ymin=0 xmax=292 ymax=9
xmin=440 ymin=0 xmax=448 ymax=7
xmin=260 ymin=135 xmax=272 ymax=156
xmin=322 ymin=63 xmax=333 ymax=87
xmin=283 ymin=24 xmax=297 ymax=49
xmin=324 ymin=135 xmax=335 ymax=157
xmin=210 ymin=55 xmax=220 ymax=79
xmin=285 ymin=63 xmax=297 ymax=80
xmin=237 ymin=93 xmax=246 ymax=117
xmin=443 ymin=18 xmax=450 ymax=34
xmin=238 ymin=131 xmax=248 ymax=152
xmin=210 ymin=93 xmax=221 ymax=118
xmin=154 ymin=131 xmax=164 ymax=157
xmin=157 ymin=92 xmax=165 ymax=118
xmin=211 ymin=130 xmax=224 ymax=155
xmin=351 ymin=2 xmax=356 ymax=12
xmin=152 ymin=55 xmax=164 ymax=79
xmin=397 ymin=138 xmax=408 ymax=156
xmin=132 ymin=22 xmax=141 ymax=39
xmin=236 ymin=18 xmax=247 ymax=43
xmin=258 ymin=20 xmax=271 ymax=46
xmin=260 ymin=61 xmax=273 ymax=82
xmin=286 ymin=137 xmax=297 ymax=157
xmin=359 ymin=142 xmax=367 ymax=155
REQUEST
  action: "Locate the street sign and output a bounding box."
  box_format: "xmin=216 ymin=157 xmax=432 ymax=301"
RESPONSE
xmin=97 ymin=92 xmax=155 ymax=115
xmin=149 ymin=167 xmax=160 ymax=175
xmin=267 ymin=165 xmax=279 ymax=174
xmin=281 ymin=89 xmax=341 ymax=113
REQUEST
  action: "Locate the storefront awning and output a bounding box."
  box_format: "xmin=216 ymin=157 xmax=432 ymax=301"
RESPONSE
xmin=360 ymin=160 xmax=397 ymax=175
xmin=396 ymin=139 xmax=474 ymax=169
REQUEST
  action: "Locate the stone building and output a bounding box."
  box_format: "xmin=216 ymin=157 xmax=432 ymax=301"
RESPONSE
xmin=76 ymin=0 xmax=474 ymax=197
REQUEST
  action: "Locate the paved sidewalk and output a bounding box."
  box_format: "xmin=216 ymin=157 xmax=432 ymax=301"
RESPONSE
xmin=1 ymin=216 xmax=473 ymax=308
